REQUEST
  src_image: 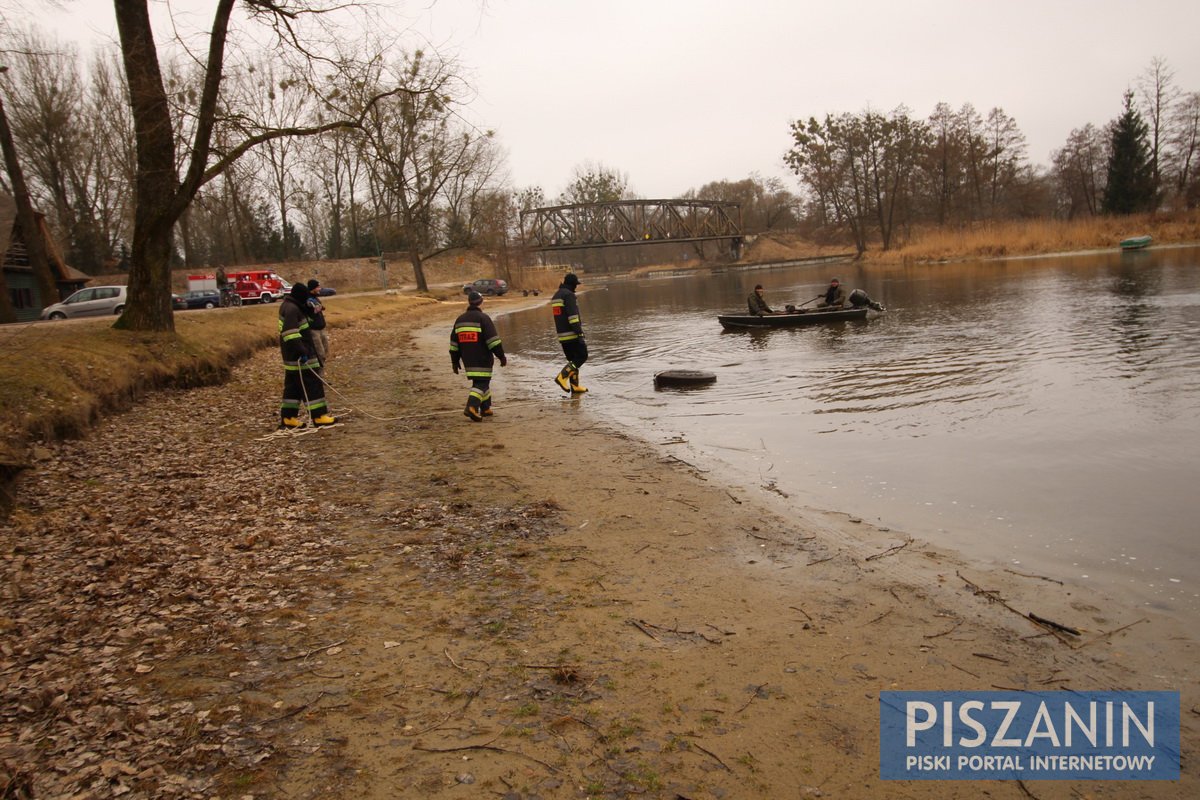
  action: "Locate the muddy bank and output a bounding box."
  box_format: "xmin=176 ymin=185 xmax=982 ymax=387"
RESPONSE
xmin=1 ymin=298 xmax=1195 ymax=798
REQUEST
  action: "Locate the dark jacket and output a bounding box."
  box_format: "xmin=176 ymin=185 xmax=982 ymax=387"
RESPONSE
xmin=278 ymin=294 xmax=315 ymax=361
xmin=551 ymin=285 xmax=583 ymax=342
xmin=306 ymin=295 xmax=327 ymax=330
xmin=450 ymin=307 xmax=505 ymax=378
xmin=821 ymin=284 xmax=846 ymax=307
xmin=747 ymin=291 xmax=773 ymax=315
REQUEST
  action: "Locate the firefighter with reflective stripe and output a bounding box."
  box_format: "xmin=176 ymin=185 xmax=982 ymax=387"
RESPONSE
xmin=551 ymin=272 xmax=588 ymax=394
xmin=450 ymin=291 xmax=507 ymax=422
xmin=279 ymin=283 xmax=336 ymax=428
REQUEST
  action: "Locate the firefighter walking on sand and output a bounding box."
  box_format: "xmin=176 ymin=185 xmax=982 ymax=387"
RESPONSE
xmin=279 ymin=283 xmax=336 ymax=428
xmin=551 ymin=272 xmax=588 ymax=394
xmin=450 ymin=290 xmax=507 ymax=422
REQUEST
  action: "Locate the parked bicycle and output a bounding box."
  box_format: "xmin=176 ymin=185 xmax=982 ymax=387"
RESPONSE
xmin=219 ymin=286 xmax=243 ymax=308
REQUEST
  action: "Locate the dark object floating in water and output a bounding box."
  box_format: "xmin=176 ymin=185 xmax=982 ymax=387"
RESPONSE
xmin=1119 ymin=235 xmax=1152 ymax=250
xmin=654 ymin=369 xmax=717 ymax=389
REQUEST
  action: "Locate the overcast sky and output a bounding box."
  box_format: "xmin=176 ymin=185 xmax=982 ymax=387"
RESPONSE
xmin=38 ymin=0 xmax=1200 ymax=200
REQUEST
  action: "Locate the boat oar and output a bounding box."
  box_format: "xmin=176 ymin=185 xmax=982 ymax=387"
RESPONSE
xmin=793 ymin=294 xmax=822 ymax=311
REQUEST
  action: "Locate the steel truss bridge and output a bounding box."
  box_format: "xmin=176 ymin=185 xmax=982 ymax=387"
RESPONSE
xmin=520 ymin=199 xmax=742 ymax=250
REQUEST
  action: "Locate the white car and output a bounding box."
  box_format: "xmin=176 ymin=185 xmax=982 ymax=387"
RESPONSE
xmin=40 ymin=285 xmax=127 ymax=320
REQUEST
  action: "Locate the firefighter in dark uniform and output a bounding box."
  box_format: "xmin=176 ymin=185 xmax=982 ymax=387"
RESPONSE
xmin=551 ymin=272 xmax=588 ymax=394
xmin=450 ymin=291 xmax=507 ymax=422
xmin=279 ymin=283 xmax=336 ymax=428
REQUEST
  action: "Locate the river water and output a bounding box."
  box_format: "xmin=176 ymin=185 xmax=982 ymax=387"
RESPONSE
xmin=492 ymin=247 xmax=1200 ymax=619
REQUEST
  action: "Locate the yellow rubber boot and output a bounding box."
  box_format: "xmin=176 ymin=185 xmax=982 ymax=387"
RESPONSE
xmin=280 ymin=416 xmax=305 ymax=429
xmin=554 ymin=364 xmax=573 ymax=393
xmin=313 ymin=414 xmax=337 ymax=426
xmin=569 ymin=368 xmax=588 ymax=394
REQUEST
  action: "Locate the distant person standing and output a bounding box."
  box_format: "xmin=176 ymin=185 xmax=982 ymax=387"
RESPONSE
xmin=305 ymin=279 xmax=329 ymax=374
xmin=450 ymin=290 xmax=507 ymax=421
xmin=747 ymin=284 xmax=774 ymax=315
xmin=279 ymin=284 xmax=336 ymax=428
xmin=817 ymin=277 xmax=846 ymax=309
xmin=551 ymin=272 xmax=588 ymax=394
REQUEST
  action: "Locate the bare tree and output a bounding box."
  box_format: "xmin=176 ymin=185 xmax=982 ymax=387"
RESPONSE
xmin=1051 ymin=124 xmax=1106 ymax=218
xmin=357 ymin=50 xmax=492 ymax=292
xmin=0 ymin=74 xmax=58 ymax=306
xmin=112 ymin=0 xmax=416 ymax=332
xmin=1166 ymin=91 xmax=1200 ymax=207
xmin=558 ymin=161 xmax=630 ymax=205
xmin=981 ymin=107 xmax=1028 ymax=218
xmin=1136 ymin=56 xmax=1177 ymax=205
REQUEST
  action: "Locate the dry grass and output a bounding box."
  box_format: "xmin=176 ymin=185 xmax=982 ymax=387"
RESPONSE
xmin=869 ymin=209 xmax=1200 ymax=264
xmin=0 ymin=293 xmax=442 ymax=475
xmin=90 ymin=248 xmax=505 ymax=296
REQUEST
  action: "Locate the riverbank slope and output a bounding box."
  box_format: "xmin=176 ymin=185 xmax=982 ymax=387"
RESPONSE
xmin=2 ymin=294 xmax=1194 ymax=798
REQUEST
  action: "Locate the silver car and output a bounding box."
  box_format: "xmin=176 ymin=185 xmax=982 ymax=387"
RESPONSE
xmin=40 ymin=285 xmax=128 ymax=320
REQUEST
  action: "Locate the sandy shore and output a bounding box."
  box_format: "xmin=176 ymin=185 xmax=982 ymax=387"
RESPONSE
xmin=2 ymin=296 xmax=1195 ymax=798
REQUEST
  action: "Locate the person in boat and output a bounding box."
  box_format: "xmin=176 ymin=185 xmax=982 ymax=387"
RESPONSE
xmin=816 ymin=277 xmax=846 ymax=309
xmin=747 ymin=284 xmax=776 ymax=316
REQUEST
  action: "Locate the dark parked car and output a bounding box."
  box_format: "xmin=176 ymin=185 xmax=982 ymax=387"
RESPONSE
xmin=316 ymin=286 xmax=336 ymax=297
xmin=176 ymin=289 xmax=222 ymax=310
xmin=463 ymin=278 xmax=508 ymax=296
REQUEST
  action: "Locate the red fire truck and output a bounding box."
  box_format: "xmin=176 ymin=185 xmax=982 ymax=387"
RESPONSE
xmin=187 ymin=269 xmax=289 ymax=304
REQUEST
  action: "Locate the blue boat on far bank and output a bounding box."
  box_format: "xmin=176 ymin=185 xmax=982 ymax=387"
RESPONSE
xmin=1120 ymin=235 xmax=1153 ymax=250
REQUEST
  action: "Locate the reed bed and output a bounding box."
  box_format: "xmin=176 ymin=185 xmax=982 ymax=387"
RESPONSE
xmin=871 ymin=210 xmax=1200 ymax=264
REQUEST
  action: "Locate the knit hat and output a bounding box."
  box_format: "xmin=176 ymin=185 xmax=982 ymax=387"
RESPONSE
xmin=563 ymin=273 xmax=580 ymax=288
xmin=467 ymin=290 xmax=483 ymax=306
xmin=307 ymin=279 xmax=320 ymax=291
xmin=289 ymin=283 xmax=310 ymax=301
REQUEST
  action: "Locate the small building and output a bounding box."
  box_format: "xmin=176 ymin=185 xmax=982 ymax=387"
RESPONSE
xmin=1 ymin=192 xmax=89 ymax=322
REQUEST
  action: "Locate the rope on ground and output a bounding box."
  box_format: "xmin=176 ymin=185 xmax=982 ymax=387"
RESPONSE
xmin=313 ymin=369 xmax=544 ymax=422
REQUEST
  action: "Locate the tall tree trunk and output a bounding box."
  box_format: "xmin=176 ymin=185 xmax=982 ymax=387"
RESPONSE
xmin=113 ymin=0 xmax=185 ymax=332
xmin=0 ymin=192 xmax=15 ymax=322
xmin=0 ymin=96 xmax=58 ymax=308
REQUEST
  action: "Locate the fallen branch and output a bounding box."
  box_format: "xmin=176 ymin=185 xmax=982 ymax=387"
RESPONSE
xmin=972 ymin=652 xmax=1010 ymax=664
xmin=280 ymin=639 xmax=347 ymax=662
xmin=627 ymin=619 xmax=660 ymax=642
xmin=923 ymin=621 xmax=962 ymax=639
xmin=807 ymin=553 xmax=837 ymax=567
xmin=736 ymin=684 xmax=767 ymax=713
xmin=413 ymin=742 xmax=558 ymax=773
xmin=259 ymin=691 xmax=327 ymax=724
xmin=957 ymin=571 xmax=1078 ymax=643
xmin=673 ymin=735 xmax=732 ymax=772
xmin=1075 ymin=617 xmax=1148 ymax=649
xmin=636 ymin=618 xmax=723 ymax=644
xmin=865 ymin=608 xmax=894 ymax=626
xmin=1004 ymin=568 xmax=1063 ymax=585
xmin=1027 ymin=612 xmax=1081 ymax=637
xmin=444 ymin=648 xmax=468 ymax=672
xmin=865 ymin=537 xmax=913 ymax=562
xmin=947 ymin=661 xmax=981 ymax=679
xmin=788 ymin=605 xmax=812 ymax=621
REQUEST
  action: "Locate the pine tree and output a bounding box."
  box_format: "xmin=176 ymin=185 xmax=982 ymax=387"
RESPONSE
xmin=1102 ymin=91 xmax=1156 ymax=214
